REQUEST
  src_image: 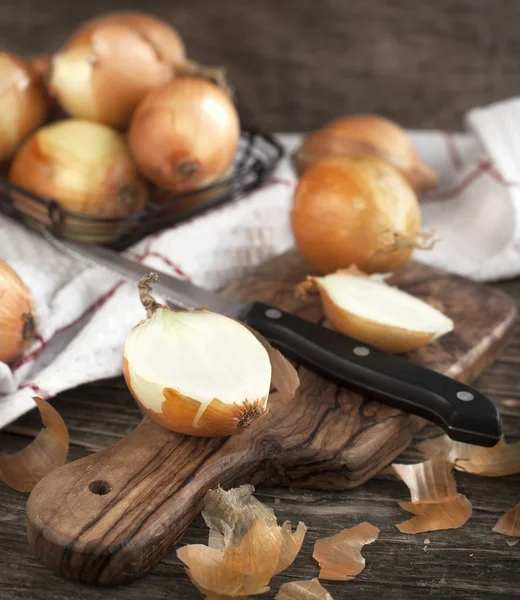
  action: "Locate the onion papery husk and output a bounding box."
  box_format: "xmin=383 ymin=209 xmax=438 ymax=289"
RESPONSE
xmin=123 ymin=274 xmax=284 ymax=437
xmin=312 ymin=522 xmax=379 ymax=581
xmin=417 ymin=435 xmax=520 ymax=477
xmin=0 ymin=397 xmax=69 ymax=493
xmin=0 ymin=52 xmax=48 ymax=162
xmin=275 ymin=579 xmax=333 ymax=600
xmin=178 ymin=485 xmax=307 ymax=598
xmin=9 ymin=119 xmax=148 ymax=243
xmin=493 ymin=504 xmax=520 ymax=538
xmin=390 ymin=460 xmax=472 ymax=534
xmin=291 ymin=154 xmax=433 ymax=275
xmin=298 ymin=268 xmax=453 ymax=353
xmin=0 ymin=260 xmax=36 ymax=365
xmin=293 ymin=114 xmax=438 ymax=192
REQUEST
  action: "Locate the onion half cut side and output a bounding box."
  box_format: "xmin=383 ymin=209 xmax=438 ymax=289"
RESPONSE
xmin=303 ymin=270 xmax=454 ymax=354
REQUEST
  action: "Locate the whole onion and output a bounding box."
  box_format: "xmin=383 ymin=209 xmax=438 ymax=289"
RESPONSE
xmin=0 ymin=261 xmax=36 ymax=365
xmin=294 ymin=115 xmax=438 ymax=193
xmin=49 ymin=12 xmax=186 ymax=128
xmin=9 ymin=119 xmax=148 ymax=241
xmin=129 ymin=77 xmax=240 ymax=193
xmin=0 ymin=53 xmax=48 ymax=162
xmin=292 ymin=154 xmax=428 ymax=274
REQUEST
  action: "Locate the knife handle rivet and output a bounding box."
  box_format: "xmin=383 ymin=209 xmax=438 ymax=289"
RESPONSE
xmin=265 ymin=308 xmax=282 ymax=319
xmin=353 ymin=346 xmax=370 ymax=357
xmin=457 ymin=391 xmax=475 ymax=402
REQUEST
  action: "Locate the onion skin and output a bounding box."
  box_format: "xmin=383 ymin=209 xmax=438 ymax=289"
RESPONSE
xmin=0 ymin=261 xmax=36 ymax=365
xmin=29 ymin=54 xmax=51 ymax=82
xmin=124 ymin=358 xmax=267 ymax=437
xmin=317 ymin=283 xmax=438 ymax=353
xmin=294 ymin=115 xmax=437 ymax=192
xmin=123 ymin=275 xmax=271 ymax=438
xmin=0 ymin=53 xmax=48 ymax=162
xmin=50 ymin=12 xmax=185 ymax=128
xmin=292 ymin=155 xmax=422 ymax=274
xmin=9 ymin=119 xmax=148 ymax=232
xmin=129 ymin=78 xmax=240 ymax=193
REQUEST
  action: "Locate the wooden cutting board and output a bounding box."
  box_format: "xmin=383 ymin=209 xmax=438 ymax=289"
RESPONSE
xmin=26 ymin=251 xmax=516 ymax=585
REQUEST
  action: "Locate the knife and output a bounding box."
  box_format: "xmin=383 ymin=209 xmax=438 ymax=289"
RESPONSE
xmin=45 ymin=232 xmax=502 ymax=447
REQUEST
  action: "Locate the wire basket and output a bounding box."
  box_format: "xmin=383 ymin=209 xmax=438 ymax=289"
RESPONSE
xmin=0 ymin=126 xmax=283 ymax=251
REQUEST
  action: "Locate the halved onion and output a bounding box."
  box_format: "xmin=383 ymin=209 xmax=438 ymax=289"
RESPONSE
xmin=0 ymin=260 xmax=36 ymax=365
xmin=128 ymin=77 xmax=240 ymax=193
xmin=9 ymin=119 xmax=148 ymax=242
xmin=292 ymin=155 xmax=432 ymax=275
xmin=0 ymin=52 xmax=48 ymax=162
xmin=294 ymin=114 xmax=438 ymax=192
xmin=49 ymin=12 xmax=185 ymax=128
xmin=300 ymin=269 xmax=453 ymax=353
xmin=123 ymin=274 xmax=272 ymax=437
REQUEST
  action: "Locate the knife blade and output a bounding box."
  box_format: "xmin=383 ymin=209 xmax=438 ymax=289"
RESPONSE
xmin=45 ymin=233 xmax=502 ymax=447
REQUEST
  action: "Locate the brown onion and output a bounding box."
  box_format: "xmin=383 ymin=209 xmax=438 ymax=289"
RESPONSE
xmin=49 ymin=12 xmax=186 ymax=128
xmin=292 ymin=154 xmax=431 ymax=274
xmin=129 ymin=78 xmax=240 ymax=193
xmin=9 ymin=119 xmax=148 ymax=242
xmin=294 ymin=115 xmax=438 ymax=192
xmin=29 ymin=54 xmax=51 ymax=82
xmin=0 ymin=53 xmax=48 ymax=162
xmin=0 ymin=260 xmax=36 ymax=365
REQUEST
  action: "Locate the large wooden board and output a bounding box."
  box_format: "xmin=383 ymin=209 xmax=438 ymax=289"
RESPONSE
xmin=26 ymin=251 xmax=516 ymax=585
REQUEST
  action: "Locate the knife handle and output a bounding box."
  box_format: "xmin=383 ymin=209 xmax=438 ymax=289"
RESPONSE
xmin=239 ymin=302 xmax=502 ymax=447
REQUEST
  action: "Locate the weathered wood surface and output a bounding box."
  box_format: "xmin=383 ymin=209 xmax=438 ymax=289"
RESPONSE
xmin=23 ymin=253 xmax=514 ymax=585
xmin=1 ymin=253 xmax=519 ymax=597
xmin=0 ymin=0 xmax=519 ymax=131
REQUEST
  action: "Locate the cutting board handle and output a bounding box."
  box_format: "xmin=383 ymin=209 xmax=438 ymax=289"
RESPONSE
xmin=26 ymin=417 xmax=261 ymax=585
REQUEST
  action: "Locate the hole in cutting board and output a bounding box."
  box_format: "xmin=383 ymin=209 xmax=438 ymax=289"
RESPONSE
xmin=89 ymin=480 xmax=112 ymax=495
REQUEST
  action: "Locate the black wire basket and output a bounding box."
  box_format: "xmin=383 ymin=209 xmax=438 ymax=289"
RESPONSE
xmin=0 ymin=126 xmax=283 ymax=251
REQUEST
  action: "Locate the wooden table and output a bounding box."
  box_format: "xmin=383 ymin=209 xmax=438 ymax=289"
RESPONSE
xmin=0 ymin=279 xmax=519 ymax=599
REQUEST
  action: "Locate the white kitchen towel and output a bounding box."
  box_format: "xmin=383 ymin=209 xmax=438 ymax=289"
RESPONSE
xmin=1 ymin=98 xmax=520 ymax=428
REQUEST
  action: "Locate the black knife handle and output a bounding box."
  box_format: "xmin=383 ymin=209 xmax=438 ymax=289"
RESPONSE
xmin=239 ymin=302 xmax=502 ymax=447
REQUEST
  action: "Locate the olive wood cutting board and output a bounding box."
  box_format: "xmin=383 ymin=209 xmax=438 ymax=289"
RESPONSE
xmin=26 ymin=250 xmax=516 ymax=585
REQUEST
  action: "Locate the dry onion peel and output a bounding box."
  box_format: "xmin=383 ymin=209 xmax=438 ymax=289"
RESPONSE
xmin=391 ymin=460 xmax=458 ymax=503
xmin=275 ymin=579 xmax=333 ymax=600
xmin=0 ymin=52 xmax=48 ymax=162
xmin=129 ymin=77 xmax=240 ymax=194
xmin=417 ymin=435 xmax=520 ymax=477
xmin=123 ymin=274 xmax=273 ymax=437
xmin=312 ymin=522 xmax=379 ymax=581
xmin=178 ymin=485 xmax=306 ymax=598
xmin=396 ymin=496 xmax=472 ymax=535
xmin=203 ymin=485 xmax=278 ymax=547
xmin=293 ymin=114 xmax=438 ymax=192
xmin=493 ymin=504 xmax=520 ymax=538
xmin=292 ymin=154 xmax=432 ymax=275
xmin=390 ymin=460 xmax=472 ymax=534
xmin=202 ymin=485 xmax=306 ymax=575
xmin=0 ymin=397 xmax=69 ymax=492
xmin=298 ymin=269 xmax=453 ymax=353
xmin=0 ymin=260 xmax=36 ymax=364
